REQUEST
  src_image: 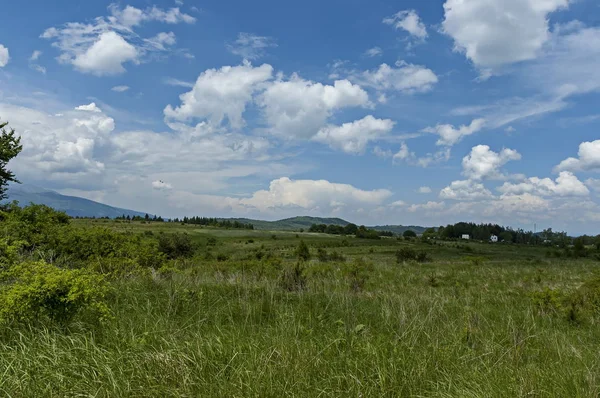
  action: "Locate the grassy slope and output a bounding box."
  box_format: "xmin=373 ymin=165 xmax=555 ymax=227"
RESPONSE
xmin=1 ymin=219 xmax=599 ymax=397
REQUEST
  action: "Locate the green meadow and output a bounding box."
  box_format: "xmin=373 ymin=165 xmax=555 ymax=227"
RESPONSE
xmin=1 ymin=214 xmax=600 ymax=397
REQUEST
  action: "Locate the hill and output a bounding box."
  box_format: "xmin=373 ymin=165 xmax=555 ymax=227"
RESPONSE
xmin=370 ymin=225 xmax=429 ymax=235
xmin=223 ymin=216 xmax=350 ymax=231
xmin=3 ymin=184 xmax=148 ymax=219
xmin=3 ymin=185 xmax=430 ymax=233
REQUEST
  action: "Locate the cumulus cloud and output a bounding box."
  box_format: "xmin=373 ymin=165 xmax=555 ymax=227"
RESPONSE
xmin=238 ymin=177 xmax=392 ymax=212
xmin=75 ymin=103 xmax=102 ymax=113
xmin=164 ymin=61 xmax=274 ymax=129
xmin=383 ymin=10 xmax=428 ymax=41
xmin=41 ymin=4 xmax=194 ymax=75
xmin=312 ymin=115 xmax=395 ymax=154
xmin=442 ymin=0 xmax=570 ymax=72
xmin=152 ymin=180 xmax=173 ymax=191
xmin=351 ymin=62 xmax=438 ymax=94
xmin=555 ymin=140 xmax=600 ymax=172
xmin=111 ymin=85 xmax=130 ymax=92
xmin=418 ymin=186 xmax=432 ymax=194
xmin=498 ymin=171 xmax=589 ymax=197
xmin=258 ymin=75 xmax=369 ymax=139
xmin=227 ymin=33 xmax=277 ymax=60
xmin=462 ymin=145 xmax=521 ymax=180
xmin=0 ymin=44 xmax=9 ymax=67
xmin=440 ymin=179 xmax=493 ymax=201
xmin=423 ymin=118 xmax=486 ymax=146
xmin=407 ymin=201 xmax=445 ymax=213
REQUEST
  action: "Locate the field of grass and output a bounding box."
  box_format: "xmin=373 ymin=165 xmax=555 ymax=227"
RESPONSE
xmin=2 ymin=219 xmax=600 ymax=397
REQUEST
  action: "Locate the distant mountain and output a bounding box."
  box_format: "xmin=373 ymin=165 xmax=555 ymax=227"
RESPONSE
xmin=3 ymin=185 xmax=429 ymax=233
xmin=224 ymin=216 xmax=350 ymax=231
xmin=223 ymin=216 xmax=429 ymax=234
xmin=3 ymin=184 xmax=148 ymax=219
xmin=370 ymin=225 xmax=429 ymax=235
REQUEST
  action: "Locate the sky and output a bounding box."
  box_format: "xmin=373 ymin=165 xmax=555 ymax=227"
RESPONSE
xmin=0 ymin=0 xmax=600 ymax=234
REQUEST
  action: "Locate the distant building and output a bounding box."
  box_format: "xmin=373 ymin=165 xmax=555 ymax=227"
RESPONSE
xmin=490 ymin=235 xmax=499 ymax=243
xmin=461 ymin=234 xmax=470 ymax=240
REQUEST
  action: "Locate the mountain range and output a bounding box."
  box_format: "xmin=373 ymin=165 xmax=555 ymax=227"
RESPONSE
xmin=3 ymin=184 xmax=428 ymax=233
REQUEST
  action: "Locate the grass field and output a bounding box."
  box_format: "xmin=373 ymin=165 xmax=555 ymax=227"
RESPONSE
xmin=2 ymin=219 xmax=600 ymax=397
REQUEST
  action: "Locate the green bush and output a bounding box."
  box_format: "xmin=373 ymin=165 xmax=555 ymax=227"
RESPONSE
xmin=279 ymin=263 xmax=307 ymax=292
xmin=295 ymin=240 xmax=311 ymax=261
xmin=158 ymin=233 xmax=195 ymax=259
xmin=0 ymin=261 xmax=110 ymax=325
xmin=344 ymin=258 xmax=374 ymax=293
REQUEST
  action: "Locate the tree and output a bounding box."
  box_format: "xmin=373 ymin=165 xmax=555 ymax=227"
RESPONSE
xmin=0 ymin=121 xmax=23 ymax=200
xmin=403 ymin=230 xmax=417 ymax=238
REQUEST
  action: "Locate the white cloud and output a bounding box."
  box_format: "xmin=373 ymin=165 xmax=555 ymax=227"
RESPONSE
xmin=408 ymin=201 xmax=445 ymax=213
xmin=392 ymin=142 xmax=451 ymax=168
xmin=111 ymin=85 xmax=130 ymax=92
xmin=75 ymin=103 xmax=102 ymax=113
xmin=423 ymin=118 xmax=486 ymax=146
xmin=145 ymin=32 xmax=177 ymax=50
xmin=442 ymin=0 xmax=570 ymax=71
xmin=109 ymin=5 xmax=196 ymax=26
xmin=462 ymin=145 xmax=521 ymax=180
xmin=41 ymin=5 xmax=194 ymax=75
xmin=555 ymin=140 xmax=600 ymax=172
xmin=31 ymin=65 xmax=47 ymax=74
xmin=0 ymin=44 xmax=9 ymax=67
xmin=227 ymin=33 xmax=277 ymax=60
xmin=352 ymin=62 xmax=438 ymax=94
xmin=71 ymin=31 xmax=138 ymax=76
xmin=312 ymin=115 xmax=395 ymax=154
xmin=498 ymin=171 xmax=589 ymax=197
xmin=440 ymin=180 xmax=493 ymax=201
xmin=258 ymin=75 xmax=369 ymax=139
xmin=373 ymin=146 xmax=392 ymax=159
xmin=239 ymin=177 xmax=392 ymax=212
xmin=163 ymin=77 xmax=195 ymax=88
xmin=164 ymin=62 xmax=274 ymax=129
xmin=383 ymin=10 xmax=428 ymax=40
xmin=0 ymin=102 xmax=115 ymax=184
xmin=364 ymin=47 xmax=383 ymax=57
xmin=505 ymin=126 xmax=516 ymax=133
xmin=585 ymin=179 xmax=600 ymax=194
xmin=418 ymin=186 xmax=432 ymax=194
xmin=152 ymin=180 xmax=173 ymax=191
xmin=30 ymin=50 xmax=42 ymax=61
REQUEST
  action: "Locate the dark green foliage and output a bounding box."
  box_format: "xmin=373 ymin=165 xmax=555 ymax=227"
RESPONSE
xmin=179 ymin=216 xmax=253 ymax=229
xmin=295 ymin=240 xmax=310 ymax=261
xmin=403 ymin=230 xmax=417 ymax=238
xmin=0 ymin=121 xmax=23 ymax=201
xmin=157 ymin=233 xmax=195 ymax=259
xmin=0 ymin=261 xmax=110 ymax=325
xmin=396 ymin=248 xmax=431 ymax=263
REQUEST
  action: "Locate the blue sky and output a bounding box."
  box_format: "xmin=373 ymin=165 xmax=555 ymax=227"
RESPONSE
xmin=1 ymin=0 xmax=600 ymax=234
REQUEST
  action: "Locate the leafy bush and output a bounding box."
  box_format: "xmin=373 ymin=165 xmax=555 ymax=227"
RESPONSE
xmin=0 ymin=261 xmax=110 ymax=325
xmin=396 ymin=248 xmax=417 ymax=263
xmin=158 ymin=233 xmax=195 ymax=259
xmin=531 ymin=287 xmax=564 ymax=314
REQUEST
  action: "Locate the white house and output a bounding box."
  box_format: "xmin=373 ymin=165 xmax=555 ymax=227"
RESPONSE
xmin=490 ymin=235 xmax=499 ymax=243
xmin=461 ymin=234 xmax=470 ymax=240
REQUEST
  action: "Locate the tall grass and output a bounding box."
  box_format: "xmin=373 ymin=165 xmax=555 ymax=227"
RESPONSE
xmin=1 ymin=252 xmax=600 ymax=396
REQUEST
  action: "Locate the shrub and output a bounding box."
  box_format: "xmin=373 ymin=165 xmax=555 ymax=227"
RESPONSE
xmin=0 ymin=261 xmax=110 ymax=325
xmin=403 ymin=230 xmax=417 ymax=238
xmin=158 ymin=233 xmax=195 ymax=259
xmin=296 ymin=240 xmax=311 ymax=261
xmin=317 ymin=247 xmax=329 ymax=262
xmin=344 ymin=258 xmax=373 ymax=293
xmin=531 ymin=287 xmax=564 ymax=314
xmin=416 ymin=251 xmax=432 ymax=263
xmin=396 ymin=248 xmax=417 ymax=263
xmin=279 ymin=263 xmax=307 ymax=292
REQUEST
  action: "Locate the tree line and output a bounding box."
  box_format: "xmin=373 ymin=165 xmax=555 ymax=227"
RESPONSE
xmin=309 ymin=223 xmax=393 ymax=239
